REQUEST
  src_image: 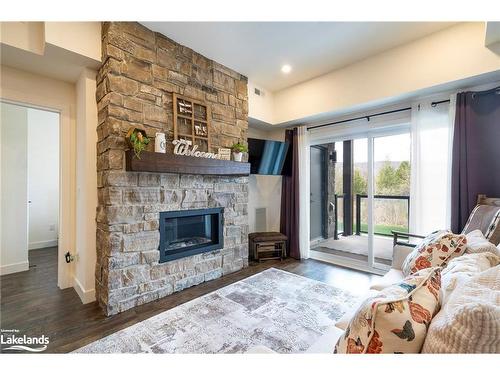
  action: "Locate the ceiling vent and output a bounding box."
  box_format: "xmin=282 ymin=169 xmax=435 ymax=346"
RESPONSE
xmin=254 ymin=87 xmax=265 ymax=97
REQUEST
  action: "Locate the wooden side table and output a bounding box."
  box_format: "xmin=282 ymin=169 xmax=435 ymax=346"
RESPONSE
xmin=248 ymin=232 xmax=287 ymax=262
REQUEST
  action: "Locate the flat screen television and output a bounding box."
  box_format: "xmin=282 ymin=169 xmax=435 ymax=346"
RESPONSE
xmin=248 ymin=138 xmax=291 ymax=176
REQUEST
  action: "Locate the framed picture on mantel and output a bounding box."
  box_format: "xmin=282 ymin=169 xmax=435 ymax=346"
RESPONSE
xmin=173 ymin=93 xmax=211 ymax=153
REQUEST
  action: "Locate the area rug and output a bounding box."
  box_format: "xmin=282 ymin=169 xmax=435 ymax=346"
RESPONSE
xmin=74 ymin=268 xmax=358 ymax=353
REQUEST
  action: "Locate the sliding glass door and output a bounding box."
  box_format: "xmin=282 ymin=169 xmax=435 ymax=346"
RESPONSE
xmin=309 ymin=128 xmax=411 ymax=273
xmin=372 ymin=133 xmax=411 ymax=268
xmin=309 ymin=136 xmax=369 ymax=269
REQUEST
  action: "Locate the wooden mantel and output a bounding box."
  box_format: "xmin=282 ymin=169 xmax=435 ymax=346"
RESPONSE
xmin=125 ymin=151 xmax=250 ymax=176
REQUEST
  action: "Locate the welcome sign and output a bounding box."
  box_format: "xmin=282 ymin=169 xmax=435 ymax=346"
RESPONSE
xmin=172 ymin=139 xmax=224 ymax=160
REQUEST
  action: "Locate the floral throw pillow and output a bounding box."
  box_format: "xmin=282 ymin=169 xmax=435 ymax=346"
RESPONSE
xmin=402 ymin=230 xmax=467 ymax=276
xmin=334 ymin=267 xmax=441 ymax=354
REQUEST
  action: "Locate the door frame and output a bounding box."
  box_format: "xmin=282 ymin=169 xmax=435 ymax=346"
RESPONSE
xmin=1 ymin=73 xmax=75 ymax=289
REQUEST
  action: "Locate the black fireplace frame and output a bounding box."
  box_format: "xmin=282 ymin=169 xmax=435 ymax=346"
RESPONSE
xmin=159 ymin=207 xmax=224 ymax=263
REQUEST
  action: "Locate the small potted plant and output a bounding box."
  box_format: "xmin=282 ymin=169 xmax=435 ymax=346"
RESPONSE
xmin=126 ymin=127 xmax=150 ymax=159
xmin=230 ymin=141 xmax=248 ymax=162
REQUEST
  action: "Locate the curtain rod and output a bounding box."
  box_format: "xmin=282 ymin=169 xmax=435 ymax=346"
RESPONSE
xmin=307 ymin=107 xmax=411 ymax=131
xmin=431 ymin=99 xmax=450 ymax=107
xmin=431 ymin=86 xmax=500 ymax=106
xmin=307 ymin=86 xmax=500 ymax=131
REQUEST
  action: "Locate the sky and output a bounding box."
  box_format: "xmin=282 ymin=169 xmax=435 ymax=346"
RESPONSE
xmin=333 ymin=133 xmax=411 ymax=164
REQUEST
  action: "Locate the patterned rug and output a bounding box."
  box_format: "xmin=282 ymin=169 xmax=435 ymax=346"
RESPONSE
xmin=75 ymin=268 xmax=357 ymax=353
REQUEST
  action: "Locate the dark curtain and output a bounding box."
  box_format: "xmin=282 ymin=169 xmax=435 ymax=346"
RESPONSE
xmin=280 ymin=128 xmax=300 ymax=259
xmin=451 ymin=89 xmax=500 ymax=233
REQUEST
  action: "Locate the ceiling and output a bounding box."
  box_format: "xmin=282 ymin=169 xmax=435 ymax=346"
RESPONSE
xmin=142 ymin=22 xmax=456 ymax=92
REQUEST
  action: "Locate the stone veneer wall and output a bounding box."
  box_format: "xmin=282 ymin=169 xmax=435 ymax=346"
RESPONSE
xmin=95 ymin=22 xmax=249 ymax=316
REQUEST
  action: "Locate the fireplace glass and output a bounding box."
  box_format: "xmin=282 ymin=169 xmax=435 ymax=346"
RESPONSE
xmin=159 ymin=208 xmax=224 ymax=262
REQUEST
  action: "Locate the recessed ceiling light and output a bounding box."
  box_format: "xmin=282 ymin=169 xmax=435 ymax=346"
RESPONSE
xmin=281 ymin=64 xmax=292 ymax=74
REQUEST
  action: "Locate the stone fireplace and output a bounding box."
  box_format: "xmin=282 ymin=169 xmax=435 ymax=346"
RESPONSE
xmin=95 ymin=22 xmax=249 ymax=316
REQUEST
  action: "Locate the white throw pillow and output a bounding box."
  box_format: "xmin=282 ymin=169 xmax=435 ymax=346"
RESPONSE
xmin=465 ymin=229 xmax=500 ymax=256
xmin=422 ymin=265 xmax=500 ymax=353
xmin=441 ymin=252 xmax=499 ymax=304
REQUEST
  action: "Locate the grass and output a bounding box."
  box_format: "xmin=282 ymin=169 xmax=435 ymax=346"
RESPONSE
xmin=360 ymin=223 xmax=408 ymax=236
xmin=337 ymin=222 xmax=408 ymax=237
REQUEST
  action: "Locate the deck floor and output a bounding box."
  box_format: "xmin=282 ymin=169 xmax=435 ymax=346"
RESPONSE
xmin=311 ymin=234 xmax=394 ymax=266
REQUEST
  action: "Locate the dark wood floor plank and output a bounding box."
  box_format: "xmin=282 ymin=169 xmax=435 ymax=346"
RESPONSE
xmin=1 ymin=247 xmax=379 ymax=353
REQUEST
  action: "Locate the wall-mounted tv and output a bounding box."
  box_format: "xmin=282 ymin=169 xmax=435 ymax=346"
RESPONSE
xmin=248 ymin=138 xmax=291 ymax=176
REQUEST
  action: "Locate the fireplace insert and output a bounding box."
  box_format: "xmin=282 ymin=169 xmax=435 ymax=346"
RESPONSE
xmin=159 ymin=207 xmax=224 ymax=262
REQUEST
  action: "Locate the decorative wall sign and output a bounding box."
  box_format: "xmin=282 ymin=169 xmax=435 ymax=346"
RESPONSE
xmin=173 ymin=139 xmax=222 ymax=159
xmin=173 ymin=93 xmax=211 ymax=153
xmin=217 ymin=148 xmax=231 ymax=161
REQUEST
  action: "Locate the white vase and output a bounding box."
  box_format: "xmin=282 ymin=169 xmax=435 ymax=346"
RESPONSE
xmin=233 ymin=152 xmax=243 ymax=162
xmin=155 ymin=132 xmax=166 ymax=153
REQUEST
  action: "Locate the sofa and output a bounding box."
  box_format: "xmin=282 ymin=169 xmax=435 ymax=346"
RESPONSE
xmin=249 ymin=195 xmax=500 ymax=353
xmin=303 ymin=244 xmax=417 ymax=353
xmin=249 ymin=231 xmax=499 ymax=354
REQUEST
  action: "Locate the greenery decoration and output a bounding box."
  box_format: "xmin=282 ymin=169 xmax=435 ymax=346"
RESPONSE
xmin=230 ymin=141 xmax=248 ymax=153
xmin=126 ymin=127 xmax=150 ymax=159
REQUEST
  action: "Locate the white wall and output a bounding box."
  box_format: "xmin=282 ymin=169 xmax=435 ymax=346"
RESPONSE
xmin=249 ymin=174 xmax=283 ymax=233
xmin=0 ymin=22 xmax=45 ymax=55
xmin=248 ymin=126 xmax=286 ymax=233
xmin=1 ymin=22 xmax=101 ymax=84
xmin=74 ymin=68 xmax=98 ymax=304
xmin=27 ymin=108 xmax=59 ymax=250
xmin=272 ymin=22 xmax=500 ymax=125
xmin=1 ymin=102 xmax=29 ymax=275
xmin=44 ymin=22 xmax=102 ymax=62
xmin=248 ymin=81 xmax=275 ymax=124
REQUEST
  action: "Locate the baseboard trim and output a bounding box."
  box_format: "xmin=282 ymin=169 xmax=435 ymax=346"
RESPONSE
xmin=73 ymin=277 xmax=96 ymax=304
xmin=0 ymin=261 xmax=29 ymax=275
xmin=29 ymin=239 xmax=58 ymax=250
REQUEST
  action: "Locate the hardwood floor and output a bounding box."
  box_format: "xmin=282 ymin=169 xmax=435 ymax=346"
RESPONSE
xmin=1 ymin=247 xmax=380 ymax=353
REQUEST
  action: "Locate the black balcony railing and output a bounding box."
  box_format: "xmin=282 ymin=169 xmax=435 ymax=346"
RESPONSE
xmin=356 ymin=194 xmax=410 ymax=236
xmin=334 ymin=193 xmax=410 ymax=238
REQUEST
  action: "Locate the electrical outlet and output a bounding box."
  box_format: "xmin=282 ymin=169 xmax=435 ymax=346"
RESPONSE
xmin=49 ymin=224 xmax=56 ymax=232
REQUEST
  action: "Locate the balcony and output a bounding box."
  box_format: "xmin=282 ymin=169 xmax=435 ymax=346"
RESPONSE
xmin=311 ymin=194 xmax=410 ymax=266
